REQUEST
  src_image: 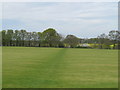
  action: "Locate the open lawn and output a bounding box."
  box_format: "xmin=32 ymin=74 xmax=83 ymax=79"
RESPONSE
xmin=2 ymin=47 xmax=118 ymax=88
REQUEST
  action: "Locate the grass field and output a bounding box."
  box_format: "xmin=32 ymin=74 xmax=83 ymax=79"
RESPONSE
xmin=2 ymin=47 xmax=118 ymax=88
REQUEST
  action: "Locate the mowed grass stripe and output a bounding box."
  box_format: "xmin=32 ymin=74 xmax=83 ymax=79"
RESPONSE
xmin=3 ymin=47 xmax=118 ymax=88
xmin=31 ymin=48 xmax=67 ymax=88
xmin=57 ymin=49 xmax=118 ymax=88
xmin=3 ymin=47 xmax=67 ymax=88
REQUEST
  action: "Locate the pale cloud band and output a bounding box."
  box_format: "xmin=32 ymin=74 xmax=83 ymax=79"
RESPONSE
xmin=0 ymin=0 xmax=119 ymax=2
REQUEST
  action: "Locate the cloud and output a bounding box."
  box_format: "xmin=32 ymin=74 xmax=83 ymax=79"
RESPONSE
xmin=0 ymin=3 xmax=2 ymax=30
xmin=2 ymin=2 xmax=118 ymax=38
xmin=1 ymin=0 xmax=119 ymax=2
xmin=2 ymin=2 xmax=117 ymax=20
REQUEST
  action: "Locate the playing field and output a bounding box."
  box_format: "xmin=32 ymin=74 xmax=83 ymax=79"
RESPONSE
xmin=2 ymin=47 xmax=118 ymax=88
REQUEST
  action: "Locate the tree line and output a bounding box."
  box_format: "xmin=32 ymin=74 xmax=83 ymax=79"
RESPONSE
xmin=0 ymin=28 xmax=120 ymax=49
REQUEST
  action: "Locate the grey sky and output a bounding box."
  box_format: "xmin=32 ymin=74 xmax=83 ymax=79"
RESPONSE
xmin=2 ymin=2 xmax=118 ymax=38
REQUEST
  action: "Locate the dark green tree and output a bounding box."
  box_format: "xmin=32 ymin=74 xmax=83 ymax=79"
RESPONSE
xmin=108 ymin=30 xmax=119 ymax=49
xmin=64 ymin=35 xmax=80 ymax=48
xmin=42 ymin=28 xmax=62 ymax=47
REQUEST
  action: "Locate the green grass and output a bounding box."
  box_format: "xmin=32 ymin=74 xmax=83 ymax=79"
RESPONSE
xmin=2 ymin=47 xmax=118 ymax=88
xmin=0 ymin=47 xmax=2 ymax=89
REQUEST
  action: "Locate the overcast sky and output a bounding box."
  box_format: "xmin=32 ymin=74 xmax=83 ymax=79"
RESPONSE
xmin=1 ymin=2 xmax=118 ymax=38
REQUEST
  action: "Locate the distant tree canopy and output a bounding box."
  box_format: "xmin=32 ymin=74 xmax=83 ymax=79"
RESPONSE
xmin=1 ymin=28 xmax=65 ymax=47
xmin=42 ymin=28 xmax=62 ymax=47
xmin=0 ymin=28 xmax=120 ymax=49
xmin=64 ymin=35 xmax=80 ymax=48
